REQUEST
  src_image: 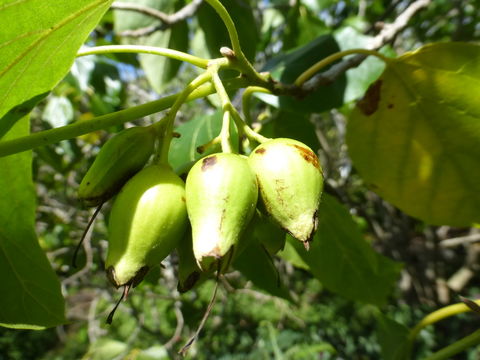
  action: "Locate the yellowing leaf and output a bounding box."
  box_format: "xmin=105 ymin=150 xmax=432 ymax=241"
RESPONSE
xmin=347 ymin=42 xmax=480 ymax=226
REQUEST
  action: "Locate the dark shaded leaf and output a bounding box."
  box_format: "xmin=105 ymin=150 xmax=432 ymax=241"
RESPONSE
xmin=280 ymin=194 xmax=402 ymax=306
xmin=197 ymin=0 xmax=258 ymax=61
xmin=376 ymin=314 xmax=410 ymax=360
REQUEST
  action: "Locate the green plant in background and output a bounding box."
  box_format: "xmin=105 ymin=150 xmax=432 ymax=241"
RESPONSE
xmin=1 ymin=0 xmax=480 ymax=358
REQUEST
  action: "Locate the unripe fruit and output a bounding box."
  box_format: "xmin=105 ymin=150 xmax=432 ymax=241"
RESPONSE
xmin=78 ymin=126 xmax=156 ymax=207
xmin=185 ymin=153 xmax=258 ymax=270
xmin=248 ymin=138 xmax=323 ymax=248
xmin=106 ymin=164 xmax=188 ymax=288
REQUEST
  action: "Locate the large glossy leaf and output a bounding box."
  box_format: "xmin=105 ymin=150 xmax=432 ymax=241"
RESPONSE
xmin=347 ymin=42 xmax=480 ymax=226
xmin=197 ymin=0 xmax=258 ymax=61
xmin=0 ymin=119 xmax=65 ymax=329
xmin=258 ymin=35 xmax=346 ymax=114
xmin=114 ymin=0 xmax=189 ymax=93
xmin=0 ymin=0 xmax=113 ymax=138
xmin=279 ymin=194 xmax=402 ymax=306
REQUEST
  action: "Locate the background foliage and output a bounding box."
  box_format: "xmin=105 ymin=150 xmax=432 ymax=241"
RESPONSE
xmin=1 ymin=0 xmax=480 ymax=359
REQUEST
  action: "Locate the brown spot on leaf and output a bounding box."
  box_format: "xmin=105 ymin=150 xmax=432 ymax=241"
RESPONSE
xmin=255 ymin=147 xmax=266 ymax=154
xmin=201 ymin=155 xmax=217 ymax=171
xmin=292 ymin=145 xmax=320 ymax=169
xmin=388 ymin=103 xmax=394 ymax=109
xmin=357 ymin=80 xmax=382 ymax=116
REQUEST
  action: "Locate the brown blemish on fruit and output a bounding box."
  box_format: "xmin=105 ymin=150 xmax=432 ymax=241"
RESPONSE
xmin=388 ymin=103 xmax=394 ymax=109
xmin=255 ymin=147 xmax=266 ymax=154
xmin=181 ymin=196 xmax=186 ymax=202
xmin=201 ymin=155 xmax=217 ymax=171
xmin=205 ymin=245 xmax=222 ymax=259
xmin=357 ymin=80 xmax=382 ymax=116
xmin=292 ymin=144 xmax=320 ymax=169
xmin=219 ymin=206 xmax=227 ymax=231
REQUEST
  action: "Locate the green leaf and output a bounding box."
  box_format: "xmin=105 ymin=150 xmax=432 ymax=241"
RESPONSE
xmin=346 ymin=42 xmax=480 ymax=226
xmin=376 ymin=315 xmax=410 ymax=360
xmin=233 ymin=217 xmax=292 ymax=301
xmin=0 ymin=0 xmax=114 ymax=138
xmin=168 ymin=111 xmax=223 ymax=171
xmin=259 ymin=35 xmax=346 ymax=114
xmin=197 ymin=0 xmax=258 ymax=61
xmin=0 ymin=119 xmax=65 ymax=329
xmin=280 ymin=194 xmax=402 ymax=306
xmin=282 ymin=3 xmax=327 ymax=50
xmin=278 ymin=240 xmax=309 ymax=271
xmin=114 ymin=0 xmax=189 ymax=93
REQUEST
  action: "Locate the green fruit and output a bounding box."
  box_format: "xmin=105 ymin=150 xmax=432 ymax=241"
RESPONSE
xmin=185 ymin=153 xmax=258 ymax=270
xmin=248 ymin=138 xmax=323 ymax=247
xmin=106 ymin=164 xmax=188 ymax=287
xmin=78 ymin=126 xmax=156 ymax=207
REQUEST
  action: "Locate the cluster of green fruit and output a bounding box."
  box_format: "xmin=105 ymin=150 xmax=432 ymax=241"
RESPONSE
xmin=77 ymin=125 xmax=323 ymax=296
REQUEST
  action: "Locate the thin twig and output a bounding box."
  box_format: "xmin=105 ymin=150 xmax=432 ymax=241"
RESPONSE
xmin=164 ymin=300 xmax=185 ymax=350
xmin=302 ymin=0 xmax=432 ymax=92
xmin=440 ymin=233 xmax=480 ymax=248
xmin=63 ymin=212 xmax=96 ymax=286
xmin=112 ymin=0 xmax=203 ymax=37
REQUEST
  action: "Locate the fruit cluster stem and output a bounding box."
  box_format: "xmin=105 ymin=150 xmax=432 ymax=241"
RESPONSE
xmin=210 ymin=66 xmax=269 ymax=149
xmin=406 ymin=299 xmax=480 ymax=359
xmin=204 ymin=0 xmax=266 ymax=83
xmin=425 ymin=329 xmax=480 ymax=360
xmin=294 ymin=48 xmax=390 ymax=86
xmin=0 ymin=78 xmax=249 ymax=157
xmin=77 ymin=45 xmax=209 ymax=69
xmin=157 ymin=71 xmax=214 ymax=165
xmin=242 ymin=86 xmax=272 ymax=124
